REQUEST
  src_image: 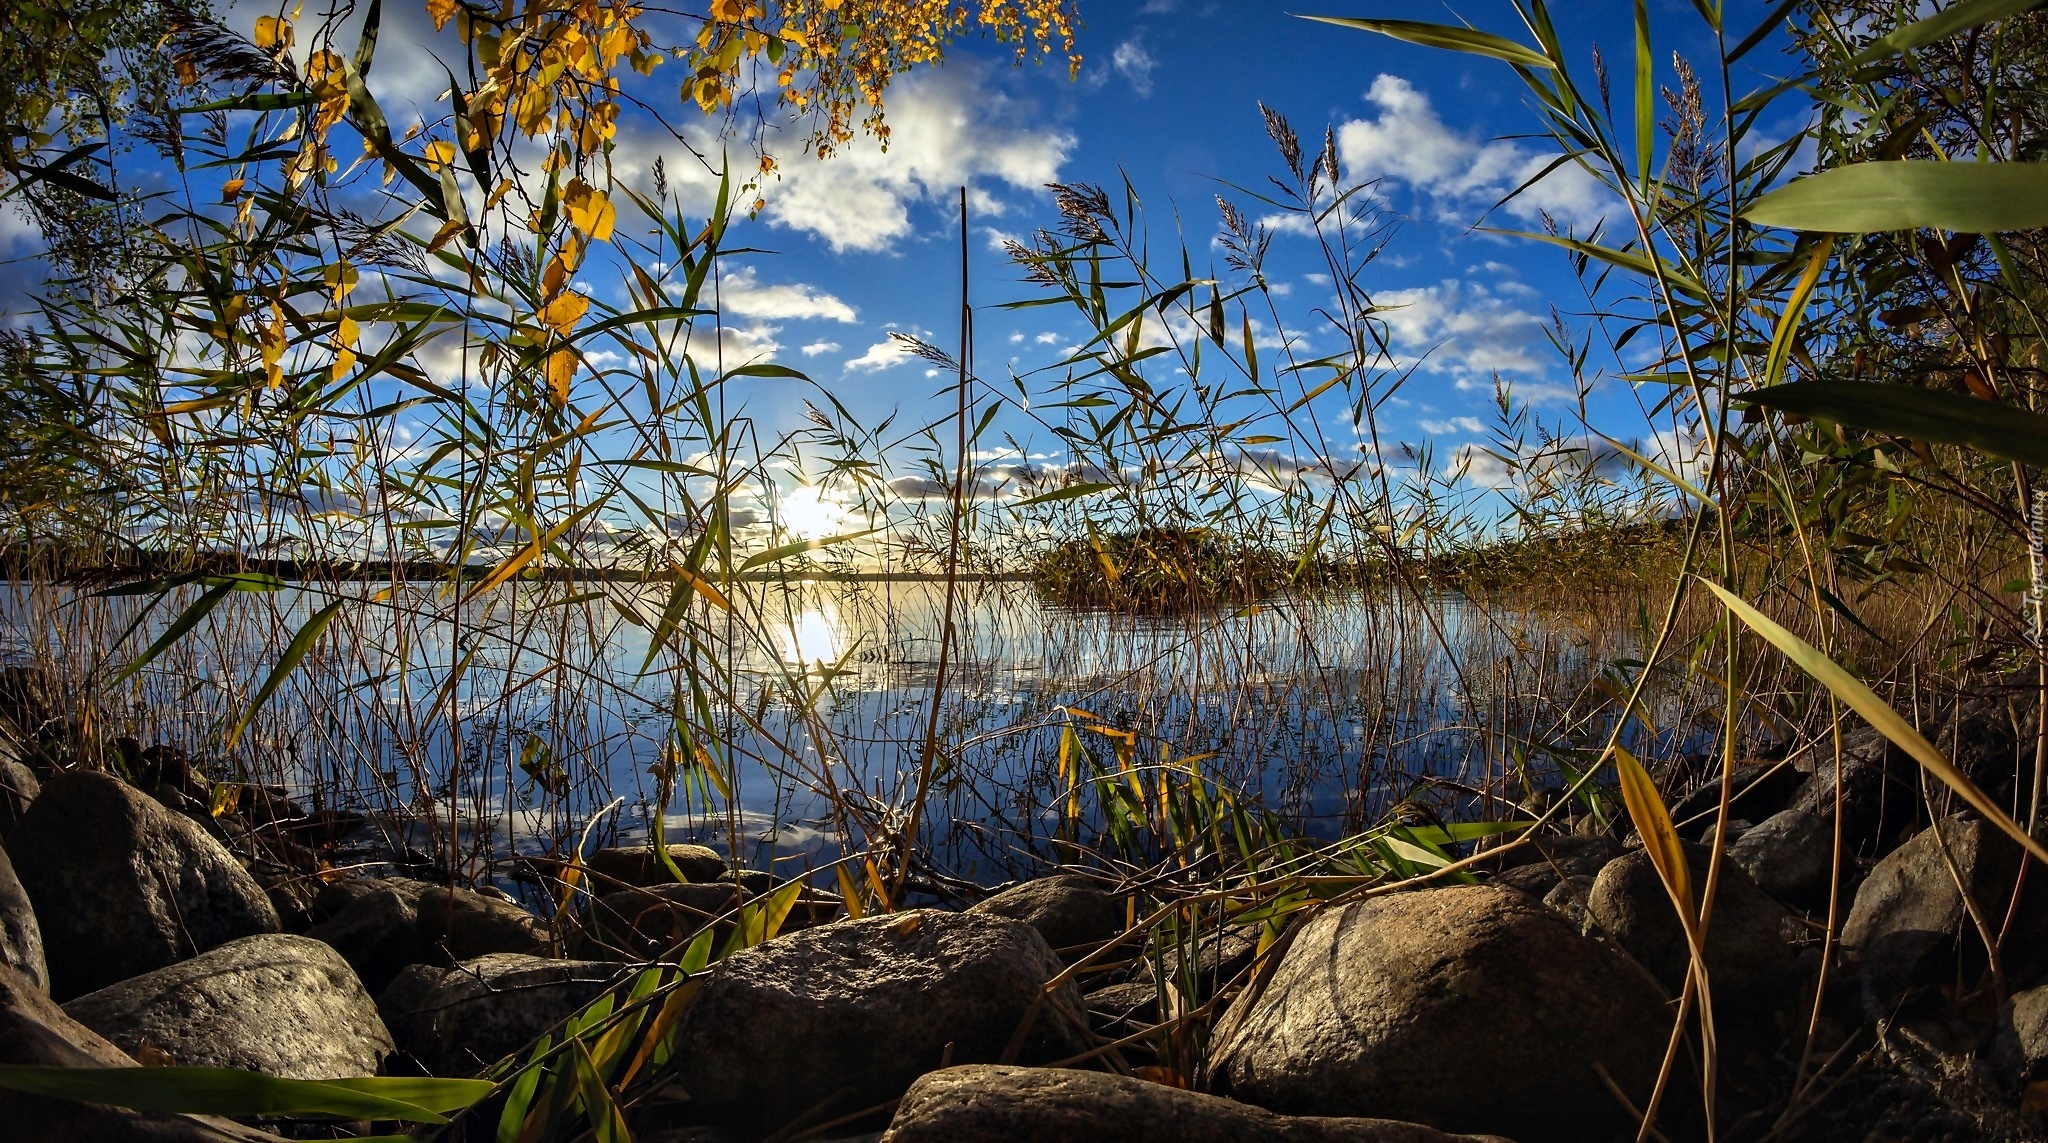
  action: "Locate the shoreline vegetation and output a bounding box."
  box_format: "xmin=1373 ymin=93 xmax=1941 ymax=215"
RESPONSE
xmin=5 ymin=0 xmax=2048 ymax=1139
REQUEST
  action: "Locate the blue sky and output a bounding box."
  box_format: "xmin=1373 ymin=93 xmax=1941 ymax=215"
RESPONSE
xmin=1 ymin=1 xmax=1809 ymax=547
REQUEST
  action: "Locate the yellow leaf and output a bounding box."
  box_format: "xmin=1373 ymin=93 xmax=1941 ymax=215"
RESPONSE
xmin=545 ymin=347 xmax=578 ymax=407
xmin=422 ymin=140 xmax=457 ymax=168
xmin=1614 ymin=745 xmax=1694 ymax=936
xmin=253 ymin=15 xmax=292 ymax=50
xmin=427 ymin=0 xmax=459 ymax=32
xmin=541 ymin=252 xmax=570 ymax=299
xmin=562 ymin=178 xmax=615 ymax=242
xmin=219 ymin=177 xmax=244 ymax=202
xmin=538 ymin=290 xmax=588 ymax=335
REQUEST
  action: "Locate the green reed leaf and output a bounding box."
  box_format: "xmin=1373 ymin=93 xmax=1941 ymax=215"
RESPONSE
xmin=0 ymin=1066 xmax=453 ymax=1122
xmin=1303 ymin=15 xmax=1555 ymax=70
xmin=1744 ymin=161 xmax=2048 ymax=232
xmin=738 ymin=528 xmax=882 ymax=572
xmin=105 ymin=581 xmax=235 ymax=688
xmin=1851 ymin=0 xmax=2048 ymax=64
xmin=227 ymin=598 xmax=345 ymax=747
xmin=1737 ymin=381 xmax=2048 ymax=468
xmin=1013 ymin=481 xmax=1115 ymax=508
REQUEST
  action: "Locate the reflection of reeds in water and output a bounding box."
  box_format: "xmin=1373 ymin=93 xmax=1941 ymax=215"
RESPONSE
xmin=0 ymin=563 xmax=1949 ymax=885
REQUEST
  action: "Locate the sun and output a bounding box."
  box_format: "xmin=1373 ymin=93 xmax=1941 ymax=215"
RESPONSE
xmin=777 ymin=485 xmax=850 ymax=541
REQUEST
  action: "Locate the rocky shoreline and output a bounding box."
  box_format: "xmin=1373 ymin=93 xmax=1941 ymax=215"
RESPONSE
xmin=4 ymin=678 xmax=2048 ymax=1140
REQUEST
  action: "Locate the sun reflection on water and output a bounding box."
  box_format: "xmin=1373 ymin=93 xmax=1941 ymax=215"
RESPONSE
xmin=779 ymin=606 xmax=843 ymax=667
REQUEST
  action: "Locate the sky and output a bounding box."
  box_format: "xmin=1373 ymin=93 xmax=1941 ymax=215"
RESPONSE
xmin=1 ymin=1 xmax=1813 ymax=548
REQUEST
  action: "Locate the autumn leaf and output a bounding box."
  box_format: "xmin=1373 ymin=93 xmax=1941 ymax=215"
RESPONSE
xmin=545 ymin=348 xmax=578 ymax=407
xmin=562 ymin=178 xmax=615 ymax=241
xmin=538 ymin=291 xmax=588 ymax=336
xmin=254 ymin=15 xmax=292 ymax=50
xmin=428 ymin=0 xmax=460 ymax=32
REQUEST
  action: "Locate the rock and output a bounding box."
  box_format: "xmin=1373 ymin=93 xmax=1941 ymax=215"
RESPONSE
xmin=1840 ymin=814 xmax=2046 ymax=1015
xmin=416 ymin=884 xmax=549 ymax=960
xmin=1540 ymin=874 xmax=1594 ymax=931
xmin=62 ymin=932 xmax=392 ymax=1079
xmin=1668 ymin=760 xmax=1802 ymax=839
xmin=590 ymin=882 xmax=741 ymax=956
xmin=584 ymin=843 xmax=726 ymax=888
xmin=305 ymin=884 xmax=430 ymax=992
xmin=0 ymin=842 xmax=46 ymax=991
xmin=966 ymin=875 xmax=1124 ymax=957
xmin=1728 ymin=809 xmax=1834 ymax=903
xmin=403 ymin=953 xmax=621 ymax=1076
xmin=1990 ymin=983 xmax=2048 ymax=1091
xmin=881 ymin=1065 xmax=1514 ymax=1143
xmin=0 ymin=962 xmax=279 ymax=1142
xmin=376 ymin=961 xmax=452 ymax=1059
xmin=1083 ymin=981 xmax=1159 ymax=1037
xmin=1211 ymin=885 xmax=1670 ymax=1142
xmin=1487 ymin=834 xmax=1621 ymax=897
xmin=8 ymin=771 xmax=279 ymax=999
xmin=1783 ymin=726 xmax=1919 ymax=855
xmin=1585 ymin=846 xmax=1797 ymax=1009
xmin=0 ymin=749 xmax=37 ymax=838
xmin=315 ymin=874 xmax=430 ymax=920
xmin=668 ymin=910 xmax=1090 ymax=1134
xmin=720 ymin=868 xmax=776 ymax=895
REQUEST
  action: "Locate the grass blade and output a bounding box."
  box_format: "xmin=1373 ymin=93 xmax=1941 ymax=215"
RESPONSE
xmin=1851 ymin=0 xmax=2048 ymax=64
xmin=227 ymin=599 xmax=344 ymax=747
xmin=1302 ymin=15 xmax=1555 ymax=71
xmin=0 ymin=1065 xmax=448 ymax=1122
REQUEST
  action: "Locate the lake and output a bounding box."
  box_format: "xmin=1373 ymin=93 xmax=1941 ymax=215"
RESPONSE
xmin=0 ymin=576 xmax=1703 ymax=884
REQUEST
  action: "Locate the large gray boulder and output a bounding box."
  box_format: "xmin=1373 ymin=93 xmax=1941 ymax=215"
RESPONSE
xmin=966 ymin=875 xmax=1123 ymax=958
xmin=61 ymin=933 xmax=391 ymax=1079
xmin=1212 ymin=885 xmax=1671 ymax=1142
xmin=881 ymin=1065 xmax=1515 ymax=1143
xmin=1990 ymin=983 xmax=2048 ymax=1092
xmin=1727 ymin=809 xmax=1833 ymax=903
xmin=667 ymin=909 xmax=1090 ymax=1134
xmin=398 ymin=953 xmax=621 ymax=1076
xmin=8 ymin=771 xmax=279 ymax=999
xmin=1840 ymin=814 xmax=2046 ymax=1016
xmin=0 ymin=842 xmax=46 ymax=991
xmin=304 ymin=883 xmax=430 ymax=993
xmin=0 ymin=962 xmax=277 ymax=1142
xmin=1585 ymin=846 xmax=1798 ymax=1009
xmin=415 ymin=884 xmax=548 ymax=960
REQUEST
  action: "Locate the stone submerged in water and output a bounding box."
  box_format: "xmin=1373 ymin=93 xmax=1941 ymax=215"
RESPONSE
xmin=60 ymin=932 xmax=393 ymax=1080
xmin=0 ymin=962 xmax=278 ymax=1142
xmin=1211 ymin=884 xmax=1670 ymax=1143
xmin=666 ymin=909 xmax=1090 ymax=1134
xmin=879 ymin=1065 xmax=1516 ymax=1143
xmin=584 ymin=843 xmax=727 ymax=888
xmin=8 ymin=771 xmax=279 ymax=999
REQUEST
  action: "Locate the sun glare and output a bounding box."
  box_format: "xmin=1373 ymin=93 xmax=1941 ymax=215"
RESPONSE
xmin=778 ymin=485 xmax=849 ymax=541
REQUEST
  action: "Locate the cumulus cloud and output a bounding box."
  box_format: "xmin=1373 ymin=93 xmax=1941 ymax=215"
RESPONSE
xmin=1113 ymin=38 xmax=1158 ymax=97
xmin=622 ymin=63 xmax=1072 ymax=254
xmin=843 ymin=337 xmax=912 ymax=373
xmin=801 ymin=340 xmax=841 ymax=356
xmin=716 ymin=267 xmax=857 ymax=322
xmin=1375 ymin=279 xmax=1549 ymax=378
xmin=1338 ymin=74 xmax=1611 ymax=230
xmin=1420 ymin=416 xmax=1487 ymax=435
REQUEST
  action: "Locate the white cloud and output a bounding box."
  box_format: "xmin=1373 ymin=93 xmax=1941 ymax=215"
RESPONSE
xmin=1033 ymin=331 xmax=1060 ymax=345
xmin=844 ymin=337 xmax=912 ymax=373
xmin=1420 ymin=416 xmax=1487 ymax=435
xmin=729 ymin=63 xmax=1073 ymax=254
xmin=1375 ymin=279 xmax=1549 ymax=377
xmin=1337 ymin=74 xmax=1611 ymax=230
xmin=1113 ymin=38 xmax=1158 ymax=98
xmin=801 ymin=340 xmax=842 ymax=356
xmin=717 ymin=267 xmax=857 ymax=323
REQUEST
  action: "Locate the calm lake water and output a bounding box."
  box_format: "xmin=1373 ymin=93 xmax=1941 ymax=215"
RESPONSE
xmin=0 ymin=577 xmax=1697 ymax=882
